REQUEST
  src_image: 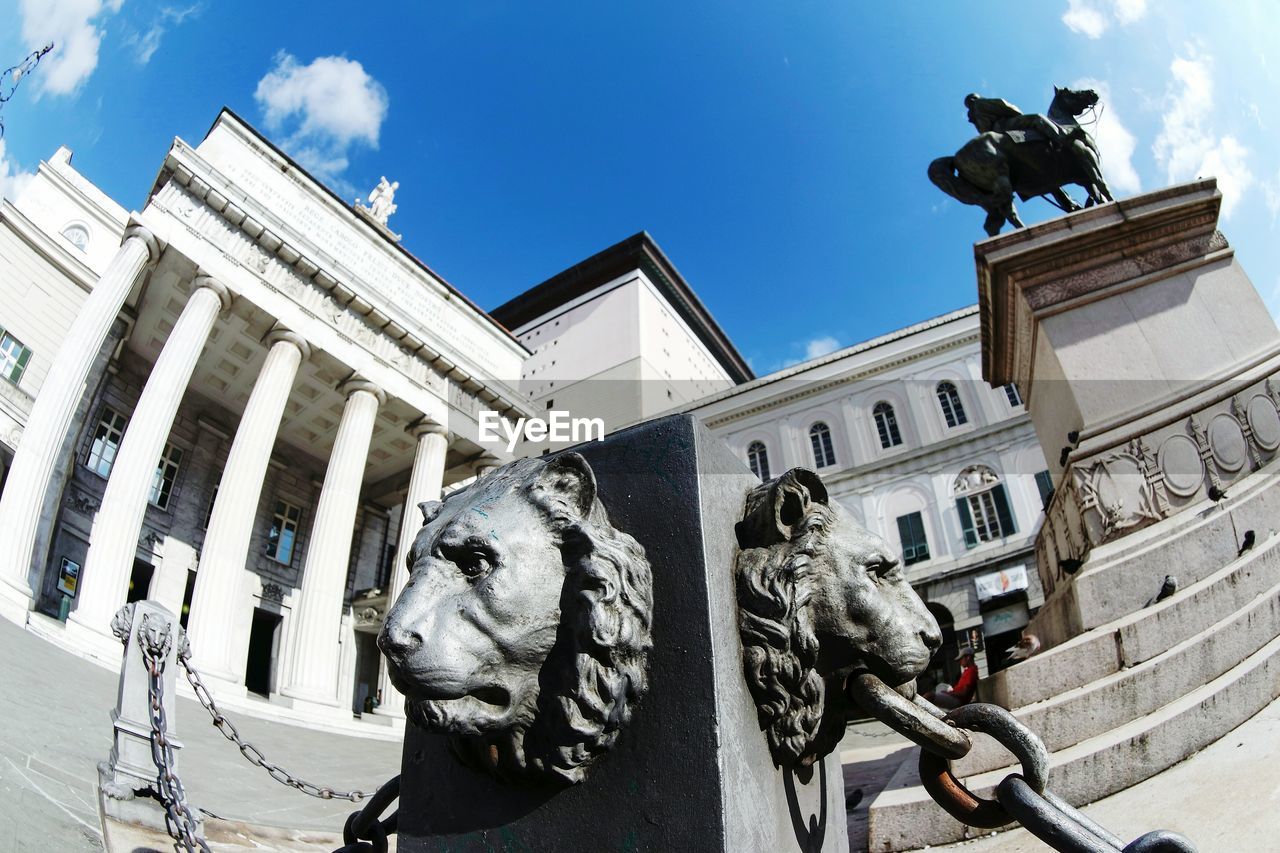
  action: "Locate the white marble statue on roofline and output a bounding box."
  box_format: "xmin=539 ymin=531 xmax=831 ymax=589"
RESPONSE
xmin=354 ymin=176 xmax=402 ymax=241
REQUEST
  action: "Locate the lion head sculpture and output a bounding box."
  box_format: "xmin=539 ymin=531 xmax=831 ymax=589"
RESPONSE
xmin=734 ymin=468 xmax=941 ymax=772
xmin=379 ymin=452 xmax=653 ymax=787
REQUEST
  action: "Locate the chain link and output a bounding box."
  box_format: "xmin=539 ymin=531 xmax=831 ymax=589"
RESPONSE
xmin=177 ymin=648 xmax=370 ymax=803
xmin=850 ymin=672 xmax=1198 ymax=852
xmin=142 ymin=632 xmax=212 ymax=852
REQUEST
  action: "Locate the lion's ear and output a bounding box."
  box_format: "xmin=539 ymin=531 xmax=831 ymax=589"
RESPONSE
xmin=533 ymin=452 xmax=597 ymax=518
xmin=418 ymin=500 xmax=443 ymax=524
xmin=773 ymin=468 xmax=829 ymax=540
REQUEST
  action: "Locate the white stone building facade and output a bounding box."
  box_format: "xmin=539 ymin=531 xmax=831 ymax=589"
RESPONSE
xmin=684 ymin=308 xmax=1053 ymax=683
xmin=0 ymin=112 xmax=530 ymax=728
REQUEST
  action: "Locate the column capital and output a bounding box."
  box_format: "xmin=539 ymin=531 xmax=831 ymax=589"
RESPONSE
xmin=340 ymin=375 xmax=387 ymax=406
xmin=407 ymin=417 xmax=448 ymax=439
xmin=122 ymin=223 xmax=162 ymax=266
xmin=192 ymin=274 xmax=234 ymax=312
xmin=263 ymin=325 xmax=312 ymax=362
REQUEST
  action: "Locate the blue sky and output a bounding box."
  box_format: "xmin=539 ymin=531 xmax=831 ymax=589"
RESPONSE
xmin=2 ymin=2 xmax=1278 ymax=375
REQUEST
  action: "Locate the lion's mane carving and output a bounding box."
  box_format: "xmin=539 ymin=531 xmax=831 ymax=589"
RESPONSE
xmin=734 ymin=468 xmax=940 ymax=772
xmin=379 ymin=452 xmax=652 ymax=787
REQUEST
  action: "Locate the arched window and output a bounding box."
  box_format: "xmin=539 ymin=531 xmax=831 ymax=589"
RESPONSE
xmin=809 ymin=421 xmax=836 ymax=468
xmin=937 ymin=381 xmax=968 ymax=428
xmin=747 ymin=441 xmax=771 ymax=480
xmin=873 ymin=401 xmax=903 ymax=449
xmin=952 ymin=464 xmax=1016 ymax=547
xmin=61 ymin=223 xmax=89 ymax=252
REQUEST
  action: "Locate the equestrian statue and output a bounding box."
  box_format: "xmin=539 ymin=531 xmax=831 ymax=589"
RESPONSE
xmin=929 ymin=86 xmax=1114 ymax=236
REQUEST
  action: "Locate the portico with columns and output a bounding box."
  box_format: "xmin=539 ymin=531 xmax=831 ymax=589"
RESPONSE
xmin=0 ymin=110 xmax=530 ymax=725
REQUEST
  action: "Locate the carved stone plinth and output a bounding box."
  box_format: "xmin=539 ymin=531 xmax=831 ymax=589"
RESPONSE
xmin=978 ymin=179 xmax=1280 ymax=644
xmin=394 ymin=414 xmax=849 ymax=853
xmin=99 ymin=600 xmax=190 ymax=832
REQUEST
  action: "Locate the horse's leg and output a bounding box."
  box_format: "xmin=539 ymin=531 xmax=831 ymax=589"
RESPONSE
xmin=1052 ymin=188 xmax=1082 ymax=212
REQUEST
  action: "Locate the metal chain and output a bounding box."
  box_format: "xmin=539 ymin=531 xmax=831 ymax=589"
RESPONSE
xmin=142 ymin=626 xmax=212 ymax=853
xmin=0 ymin=43 xmax=53 ymax=141
xmin=850 ymin=673 xmax=1198 ymax=852
xmin=177 ymin=647 xmax=370 ymax=803
xmin=334 ymin=775 xmax=400 ymax=853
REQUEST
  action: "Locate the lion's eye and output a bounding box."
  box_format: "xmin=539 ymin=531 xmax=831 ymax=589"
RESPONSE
xmin=867 ymin=558 xmax=899 ymax=580
xmin=455 ymin=549 xmax=493 ymax=581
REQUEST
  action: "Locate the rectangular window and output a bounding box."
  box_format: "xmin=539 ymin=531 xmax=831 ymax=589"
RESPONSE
xmin=0 ymin=330 xmax=33 ymax=385
xmin=202 ymin=479 xmax=221 ymax=529
xmin=86 ymin=406 xmax=129 ymax=477
xmin=266 ymin=500 xmax=303 ymax=564
xmin=1004 ymin=383 xmax=1022 ymax=407
xmin=149 ymin=443 xmax=184 ymax=510
xmin=896 ymin=511 xmax=930 ymax=565
xmin=1034 ymin=470 xmax=1054 ymax=508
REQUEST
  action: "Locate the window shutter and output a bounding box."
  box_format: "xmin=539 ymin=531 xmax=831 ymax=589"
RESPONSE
xmin=15 ymin=346 xmax=31 ymax=381
xmin=956 ymin=498 xmax=978 ymax=549
xmin=992 ymin=484 xmax=1016 ymax=536
xmin=896 ymin=515 xmax=912 ymax=558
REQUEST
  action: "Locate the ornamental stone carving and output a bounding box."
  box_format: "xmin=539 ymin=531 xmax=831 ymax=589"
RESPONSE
xmin=379 ymin=453 xmax=653 ymax=787
xmin=1246 ymin=393 xmax=1280 ymax=452
xmin=1158 ymin=434 xmax=1203 ymax=497
xmin=733 ymin=468 xmax=940 ymax=776
xmin=1207 ymin=413 xmax=1247 ymax=473
xmin=1074 ymin=453 xmax=1161 ymax=543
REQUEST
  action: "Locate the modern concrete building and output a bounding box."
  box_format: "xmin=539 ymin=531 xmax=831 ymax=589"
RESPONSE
xmin=0 ymin=111 xmax=532 ymax=729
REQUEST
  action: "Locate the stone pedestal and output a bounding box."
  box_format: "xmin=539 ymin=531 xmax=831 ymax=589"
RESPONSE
xmin=978 ymin=178 xmax=1280 ymax=644
xmin=395 ymin=414 xmax=849 ymax=853
xmin=99 ymin=600 xmax=191 ymax=832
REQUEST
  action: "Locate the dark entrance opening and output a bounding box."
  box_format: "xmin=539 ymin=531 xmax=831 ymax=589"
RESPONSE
xmin=352 ymin=631 xmax=381 ymax=715
xmin=245 ymin=608 xmax=282 ymax=697
xmin=179 ymin=570 xmax=196 ymax=629
xmin=126 ymin=559 xmax=154 ymax=604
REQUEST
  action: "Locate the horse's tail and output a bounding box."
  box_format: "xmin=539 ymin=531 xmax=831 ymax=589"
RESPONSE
xmin=928 ymin=156 xmax=998 ymax=207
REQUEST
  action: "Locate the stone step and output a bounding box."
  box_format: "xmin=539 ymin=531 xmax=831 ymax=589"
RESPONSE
xmin=952 ymin=570 xmax=1280 ymax=777
xmin=866 ymin=627 xmax=1280 ymax=851
xmin=983 ymin=529 xmax=1280 ymax=711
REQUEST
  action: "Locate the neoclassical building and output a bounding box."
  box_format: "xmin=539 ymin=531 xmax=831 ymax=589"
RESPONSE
xmin=0 ymin=111 xmax=529 ymax=727
xmin=682 ymin=308 xmax=1052 ymax=683
xmin=1 ymin=109 xmax=1051 ymax=728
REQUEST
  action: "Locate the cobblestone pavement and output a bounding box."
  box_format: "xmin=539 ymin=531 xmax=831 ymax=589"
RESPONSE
xmin=0 ymin=616 xmax=401 ymax=853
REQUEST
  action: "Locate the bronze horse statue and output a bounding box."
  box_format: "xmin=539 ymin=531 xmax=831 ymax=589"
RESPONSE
xmin=929 ymin=86 xmax=1114 ymax=236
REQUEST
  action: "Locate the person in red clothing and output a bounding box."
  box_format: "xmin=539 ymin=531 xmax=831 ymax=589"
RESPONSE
xmin=924 ymin=645 xmax=979 ymax=709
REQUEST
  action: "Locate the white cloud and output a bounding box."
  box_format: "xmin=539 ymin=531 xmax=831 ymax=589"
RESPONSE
xmin=0 ymin=141 xmax=36 ymax=203
xmin=1072 ymin=78 xmax=1141 ymax=195
xmin=1062 ymin=0 xmax=1147 ymax=38
xmin=129 ymin=4 xmax=201 ymax=65
xmin=18 ymin=0 xmax=124 ymax=96
xmin=1263 ymin=167 xmax=1280 ymax=223
xmin=1152 ymin=52 xmax=1254 ymax=218
xmin=804 ymin=336 xmax=841 ymax=360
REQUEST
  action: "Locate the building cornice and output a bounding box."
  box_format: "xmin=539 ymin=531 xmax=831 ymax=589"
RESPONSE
xmin=699 ymin=333 xmax=978 ymax=428
xmin=147 ymin=120 xmax=533 ymax=422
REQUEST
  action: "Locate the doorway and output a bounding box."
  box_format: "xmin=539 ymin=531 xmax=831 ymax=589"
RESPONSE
xmin=352 ymin=632 xmax=381 ymax=715
xmin=245 ymin=608 xmax=282 ymax=697
xmin=126 ymin=559 xmax=155 ymax=603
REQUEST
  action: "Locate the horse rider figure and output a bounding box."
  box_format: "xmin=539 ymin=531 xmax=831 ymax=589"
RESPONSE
xmin=964 ymin=93 xmax=1071 ymax=149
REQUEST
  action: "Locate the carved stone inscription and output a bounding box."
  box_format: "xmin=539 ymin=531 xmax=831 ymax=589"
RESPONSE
xmin=379 ymin=453 xmax=653 ymax=787
xmin=733 ymin=467 xmax=940 ymax=773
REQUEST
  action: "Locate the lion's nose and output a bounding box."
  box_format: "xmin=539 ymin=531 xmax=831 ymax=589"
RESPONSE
xmin=920 ymin=622 xmax=942 ymax=653
xmin=378 ymin=619 xmax=422 ymax=662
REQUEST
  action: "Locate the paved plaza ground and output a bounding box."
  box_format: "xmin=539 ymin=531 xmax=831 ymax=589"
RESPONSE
xmin=1 ymin=613 xmax=1274 ymax=852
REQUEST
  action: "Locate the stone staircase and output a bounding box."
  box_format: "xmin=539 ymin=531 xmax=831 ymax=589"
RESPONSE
xmin=864 ymin=504 xmax=1280 ymax=851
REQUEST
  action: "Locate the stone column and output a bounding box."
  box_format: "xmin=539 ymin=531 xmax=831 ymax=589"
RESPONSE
xmin=377 ymin=418 xmax=448 ymax=717
xmin=280 ymin=377 xmax=385 ymax=708
xmin=0 ymin=226 xmax=160 ymax=624
xmin=186 ymin=327 xmax=310 ymax=690
xmin=68 ymin=276 xmax=231 ymax=650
